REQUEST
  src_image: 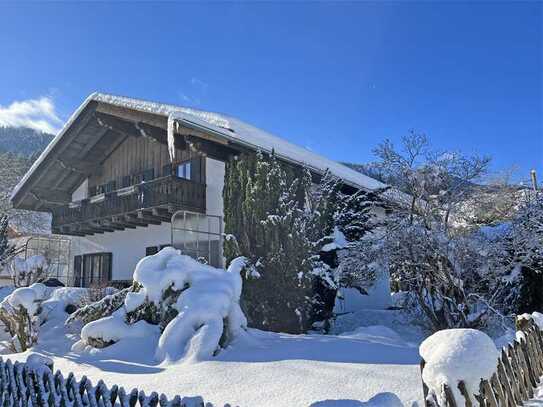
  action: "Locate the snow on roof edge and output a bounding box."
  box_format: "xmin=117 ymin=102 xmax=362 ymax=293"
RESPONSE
xmin=12 ymin=92 xmax=386 ymax=202
xmin=93 ymin=93 xmax=386 ymax=190
xmin=10 ymin=93 xmax=100 ymax=201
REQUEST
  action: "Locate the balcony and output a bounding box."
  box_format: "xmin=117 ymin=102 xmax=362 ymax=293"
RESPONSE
xmin=51 ymin=176 xmax=206 ymax=236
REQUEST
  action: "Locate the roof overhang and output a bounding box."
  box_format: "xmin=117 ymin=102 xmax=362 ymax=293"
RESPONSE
xmin=12 ymin=93 xmax=387 ymax=212
xmin=11 ymin=95 xmax=169 ymax=211
xmin=11 ymin=94 xmax=249 ymax=212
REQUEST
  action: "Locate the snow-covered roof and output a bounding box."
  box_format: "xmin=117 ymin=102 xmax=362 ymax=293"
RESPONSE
xmin=94 ymin=93 xmax=385 ymax=190
xmin=12 ymin=93 xmax=385 ymax=202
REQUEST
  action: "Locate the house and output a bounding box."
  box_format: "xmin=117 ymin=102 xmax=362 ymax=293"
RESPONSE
xmin=11 ymin=93 xmax=387 ymax=293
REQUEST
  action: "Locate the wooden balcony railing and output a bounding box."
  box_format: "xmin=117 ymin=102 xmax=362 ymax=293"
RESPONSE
xmin=51 ymin=176 xmax=206 ymax=235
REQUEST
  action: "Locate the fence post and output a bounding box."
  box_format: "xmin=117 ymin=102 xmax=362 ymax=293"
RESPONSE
xmin=0 ymin=357 xmax=214 ymax=407
xmin=457 ymin=381 xmax=473 ymax=407
xmin=441 ymin=383 xmax=457 ymax=407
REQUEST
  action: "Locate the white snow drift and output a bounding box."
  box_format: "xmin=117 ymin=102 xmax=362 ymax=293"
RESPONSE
xmin=3 ymin=283 xmax=48 ymax=316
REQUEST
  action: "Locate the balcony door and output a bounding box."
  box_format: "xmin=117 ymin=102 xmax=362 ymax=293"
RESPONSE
xmin=73 ymin=253 xmax=112 ymax=287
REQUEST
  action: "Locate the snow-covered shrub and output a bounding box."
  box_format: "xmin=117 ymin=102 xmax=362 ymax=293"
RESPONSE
xmin=491 ymin=193 xmax=543 ymax=315
xmin=0 ymin=283 xmax=48 ymax=351
xmin=334 ymin=187 xmax=390 ymax=242
xmin=420 ymin=329 xmax=499 ymax=405
xmin=0 ymin=215 xmax=17 ymax=270
xmin=0 ymin=215 xmax=16 ymax=270
xmin=79 ymin=248 xmax=249 ymax=362
xmin=65 ymin=286 xmax=130 ymax=327
xmin=336 ymin=238 xmax=384 ymax=298
xmin=9 ymin=255 xmax=49 ymax=287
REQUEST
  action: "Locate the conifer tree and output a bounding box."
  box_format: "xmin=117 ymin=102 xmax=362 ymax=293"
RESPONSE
xmin=223 ymin=151 xmax=317 ymax=333
xmin=223 ymin=152 xmax=391 ymax=332
xmin=0 ymin=215 xmax=15 ymax=269
xmin=335 ymin=187 xmax=391 ymax=241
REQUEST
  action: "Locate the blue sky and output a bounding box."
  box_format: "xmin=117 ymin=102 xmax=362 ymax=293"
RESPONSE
xmin=0 ymin=2 xmax=541 ymax=183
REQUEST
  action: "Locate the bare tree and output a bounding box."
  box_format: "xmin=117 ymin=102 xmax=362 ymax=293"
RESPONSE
xmin=373 ymin=131 xmax=491 ymax=229
xmin=373 ymin=132 xmax=430 ymax=224
xmin=362 ymin=133 xmax=498 ymax=330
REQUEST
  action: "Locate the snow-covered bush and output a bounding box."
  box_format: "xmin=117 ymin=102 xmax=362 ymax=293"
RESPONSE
xmin=0 ymin=284 xmax=90 ymax=352
xmin=420 ymin=329 xmax=499 ymax=405
xmin=491 ymin=192 xmax=543 ymax=315
xmin=79 ymin=248 xmax=249 ymax=362
xmin=9 ymin=255 xmax=49 ymax=287
xmin=350 ymin=207 xmax=496 ymax=331
xmin=65 ymin=286 xmax=129 ymax=327
xmin=0 ymin=283 xmax=48 ymax=351
xmin=331 ymin=185 xmax=392 ymax=301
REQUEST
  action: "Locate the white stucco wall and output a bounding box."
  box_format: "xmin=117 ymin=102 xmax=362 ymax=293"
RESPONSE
xmin=71 ymin=178 xmax=88 ymax=202
xmin=71 ymin=222 xmax=171 ymax=281
xmin=334 ymin=272 xmax=392 ymax=313
xmin=69 ymin=159 xmax=226 ymax=282
xmin=331 ymin=206 xmax=392 ymax=312
xmin=205 ymin=157 xmax=225 ymax=218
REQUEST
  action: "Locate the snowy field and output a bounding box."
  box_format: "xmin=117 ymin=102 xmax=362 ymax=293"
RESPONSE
xmin=0 ymin=303 xmax=424 ymax=406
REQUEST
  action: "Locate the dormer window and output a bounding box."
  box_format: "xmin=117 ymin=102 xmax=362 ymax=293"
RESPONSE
xmin=177 ymin=161 xmax=192 ymax=180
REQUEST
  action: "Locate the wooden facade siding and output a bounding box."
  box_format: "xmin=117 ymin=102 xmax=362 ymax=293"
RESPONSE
xmin=88 ymin=135 xmax=203 ymax=189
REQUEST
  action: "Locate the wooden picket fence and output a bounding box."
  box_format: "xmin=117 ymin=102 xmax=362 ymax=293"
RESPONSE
xmin=421 ymin=318 xmax=543 ymax=406
xmin=0 ymin=357 xmax=216 ymax=407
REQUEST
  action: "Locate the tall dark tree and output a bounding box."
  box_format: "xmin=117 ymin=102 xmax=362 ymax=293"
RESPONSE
xmin=223 ymin=151 xmax=335 ymax=333
xmin=0 ymin=215 xmax=15 ymax=269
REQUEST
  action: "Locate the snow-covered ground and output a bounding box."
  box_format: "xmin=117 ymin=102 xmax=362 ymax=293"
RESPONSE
xmin=0 ymin=298 xmax=424 ymax=406
xmin=0 ymin=249 xmax=429 ymax=406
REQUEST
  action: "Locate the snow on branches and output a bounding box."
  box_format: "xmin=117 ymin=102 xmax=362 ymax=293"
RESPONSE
xmin=65 ymin=286 xmax=131 ymax=328
xmin=0 ymin=283 xmax=48 ymax=352
xmin=9 ymin=255 xmax=49 ymax=288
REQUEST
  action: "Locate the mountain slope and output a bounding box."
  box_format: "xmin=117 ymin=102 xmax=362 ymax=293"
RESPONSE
xmin=0 ymin=126 xmax=54 ymax=233
xmin=0 ymin=127 xmax=54 ymax=157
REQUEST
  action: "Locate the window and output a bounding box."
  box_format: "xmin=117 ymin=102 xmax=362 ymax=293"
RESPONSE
xmin=176 ymin=161 xmax=192 ymax=180
xmin=73 ymin=253 xmax=112 ymax=288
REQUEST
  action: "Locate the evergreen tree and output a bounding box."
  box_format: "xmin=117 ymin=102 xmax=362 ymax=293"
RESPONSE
xmin=335 ymin=187 xmax=391 ymax=241
xmin=224 ymin=151 xmax=322 ymax=333
xmin=223 ymin=152 xmax=392 ymax=332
